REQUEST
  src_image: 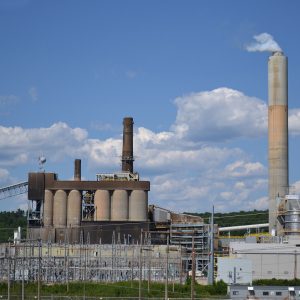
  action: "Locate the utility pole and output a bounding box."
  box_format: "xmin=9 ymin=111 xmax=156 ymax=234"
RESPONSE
xmin=165 ymin=234 xmax=169 ymax=300
xmin=38 ymin=239 xmax=41 ymax=300
xmin=148 ymin=246 xmax=151 ymax=293
xmin=191 ymin=236 xmax=195 ymax=300
xmin=8 ymin=241 xmax=11 ymax=300
xmin=208 ymin=206 xmax=214 ymax=285
xmin=22 ymin=253 xmax=25 ymax=300
xmin=139 ymin=230 xmax=143 ymax=300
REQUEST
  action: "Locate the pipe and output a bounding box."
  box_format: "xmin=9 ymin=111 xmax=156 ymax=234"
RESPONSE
xmin=122 ymin=117 xmax=134 ymax=173
xmin=268 ymin=51 xmax=289 ymax=234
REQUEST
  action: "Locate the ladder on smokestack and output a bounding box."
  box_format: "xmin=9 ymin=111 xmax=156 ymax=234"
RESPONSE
xmin=0 ymin=181 xmax=28 ymax=200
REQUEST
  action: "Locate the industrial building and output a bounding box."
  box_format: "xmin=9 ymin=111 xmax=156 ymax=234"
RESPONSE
xmin=229 ymin=285 xmax=300 ymax=300
xmin=27 ymin=117 xmax=150 ymax=244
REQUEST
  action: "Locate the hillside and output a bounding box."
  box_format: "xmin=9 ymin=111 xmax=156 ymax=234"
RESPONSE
xmin=186 ymin=209 xmax=268 ymax=231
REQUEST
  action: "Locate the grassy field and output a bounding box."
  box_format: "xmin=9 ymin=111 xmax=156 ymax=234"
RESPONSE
xmin=0 ymin=281 xmax=227 ymax=298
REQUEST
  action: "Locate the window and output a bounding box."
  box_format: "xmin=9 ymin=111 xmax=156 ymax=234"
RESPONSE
xmin=232 ymin=291 xmax=239 ymax=295
xmin=263 ymin=291 xmax=269 ymax=296
xmin=276 ymin=291 xmax=282 ymax=296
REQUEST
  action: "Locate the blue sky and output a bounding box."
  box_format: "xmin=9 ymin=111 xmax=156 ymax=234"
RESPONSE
xmin=0 ymin=0 xmax=300 ymax=213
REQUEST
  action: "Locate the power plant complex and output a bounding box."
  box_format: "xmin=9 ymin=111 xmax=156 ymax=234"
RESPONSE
xmin=0 ymin=49 xmax=300 ymax=299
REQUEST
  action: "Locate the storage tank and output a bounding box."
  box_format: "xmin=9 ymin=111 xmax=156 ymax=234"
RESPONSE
xmin=94 ymin=190 xmax=110 ymax=221
xmin=53 ymin=190 xmax=67 ymax=227
xmin=111 ymin=190 xmax=128 ymax=220
xmin=67 ymin=190 xmax=81 ymax=227
xmin=280 ymin=195 xmax=300 ymax=235
xmin=129 ymin=190 xmax=148 ymax=221
xmin=43 ymin=190 xmax=53 ymax=226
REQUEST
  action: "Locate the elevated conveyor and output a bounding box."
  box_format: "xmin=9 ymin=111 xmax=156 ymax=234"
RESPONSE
xmin=0 ymin=181 xmax=28 ymax=200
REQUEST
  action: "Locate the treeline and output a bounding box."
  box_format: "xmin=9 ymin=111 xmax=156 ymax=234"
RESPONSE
xmin=186 ymin=209 xmax=269 ymax=233
xmin=0 ymin=209 xmax=27 ymax=242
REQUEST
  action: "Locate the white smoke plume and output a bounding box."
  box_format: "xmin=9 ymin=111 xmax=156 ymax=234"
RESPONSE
xmin=246 ymin=33 xmax=282 ymax=52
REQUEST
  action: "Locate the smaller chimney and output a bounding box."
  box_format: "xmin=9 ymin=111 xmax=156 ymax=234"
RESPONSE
xmin=122 ymin=117 xmax=134 ymax=173
xmin=74 ymin=159 xmax=81 ymax=181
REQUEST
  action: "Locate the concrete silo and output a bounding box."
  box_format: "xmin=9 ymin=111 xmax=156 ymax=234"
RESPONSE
xmin=111 ymin=190 xmax=129 ymax=221
xmin=53 ymin=190 xmax=67 ymax=228
xmin=67 ymin=190 xmax=81 ymax=227
xmin=94 ymin=190 xmax=110 ymax=221
xmin=43 ymin=190 xmax=54 ymax=226
xmin=129 ymin=190 xmax=148 ymax=221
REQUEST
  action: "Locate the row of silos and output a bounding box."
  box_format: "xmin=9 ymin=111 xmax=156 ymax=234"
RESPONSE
xmin=43 ymin=188 xmax=148 ymax=227
xmin=94 ymin=189 xmax=148 ymax=221
xmin=43 ymin=189 xmax=82 ymax=228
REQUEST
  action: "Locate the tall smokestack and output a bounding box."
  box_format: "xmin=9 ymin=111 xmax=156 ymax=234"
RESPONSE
xmin=122 ymin=117 xmax=134 ymax=173
xmin=268 ymin=51 xmax=289 ymax=234
xmin=74 ymin=159 xmax=81 ymax=181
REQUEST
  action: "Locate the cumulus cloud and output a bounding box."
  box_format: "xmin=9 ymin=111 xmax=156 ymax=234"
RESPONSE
xmin=246 ymin=33 xmax=282 ymax=53
xmin=172 ymin=88 xmax=267 ymax=142
xmin=1 ymin=86 xmax=299 ymax=212
xmin=0 ymin=122 xmax=88 ymax=166
xmin=289 ymin=109 xmax=300 ymax=135
xmin=224 ymin=161 xmax=266 ymax=178
xmin=247 ymin=196 xmax=268 ymax=210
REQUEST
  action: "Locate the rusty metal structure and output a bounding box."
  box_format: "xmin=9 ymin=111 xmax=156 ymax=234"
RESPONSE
xmin=268 ymin=51 xmax=289 ymax=234
xmin=27 ymin=117 xmax=150 ymax=243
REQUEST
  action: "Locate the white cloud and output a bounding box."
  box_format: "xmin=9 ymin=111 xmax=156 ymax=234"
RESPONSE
xmin=170 ymin=88 xmax=300 ymax=142
xmin=247 ymin=196 xmax=268 ymax=210
xmin=0 ymin=122 xmax=88 ymax=166
xmin=1 ymin=87 xmax=299 ymax=213
xmin=224 ymin=161 xmax=266 ymax=178
xmin=172 ymin=88 xmax=267 ymax=142
xmin=289 ymin=109 xmax=300 ymax=135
